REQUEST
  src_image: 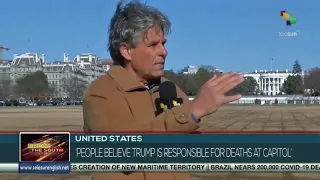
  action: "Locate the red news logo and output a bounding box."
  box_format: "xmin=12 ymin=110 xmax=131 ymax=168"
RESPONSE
xmin=27 ymin=143 xmax=64 ymax=153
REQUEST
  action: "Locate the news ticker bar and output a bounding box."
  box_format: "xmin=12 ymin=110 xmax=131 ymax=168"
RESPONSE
xmin=1 ymin=163 xmax=320 ymax=173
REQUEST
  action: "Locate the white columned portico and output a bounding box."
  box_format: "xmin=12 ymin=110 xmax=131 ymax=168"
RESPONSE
xmin=244 ymin=69 xmax=294 ymax=95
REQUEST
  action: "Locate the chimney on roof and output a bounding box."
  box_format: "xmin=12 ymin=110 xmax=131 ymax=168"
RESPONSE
xmin=255 ymin=70 xmax=257 ymax=73
xmin=64 ymin=53 xmax=69 ymax=62
xmin=265 ymin=70 xmax=267 ymax=73
xmin=35 ymin=53 xmax=39 ymax=63
xmin=42 ymin=54 xmax=45 ymax=63
xmin=285 ymin=69 xmax=288 ymax=73
xmin=88 ymin=54 xmax=92 ymax=62
xmin=276 ymin=69 xmax=278 ymax=73
xmin=80 ymin=60 xmax=84 ymax=68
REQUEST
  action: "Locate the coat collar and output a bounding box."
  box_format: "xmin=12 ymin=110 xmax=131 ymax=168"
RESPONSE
xmin=107 ymin=65 xmax=167 ymax=92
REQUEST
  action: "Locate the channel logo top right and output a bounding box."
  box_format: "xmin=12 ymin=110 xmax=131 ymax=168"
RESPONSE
xmin=280 ymin=10 xmax=296 ymax=26
xmin=278 ymin=10 xmax=299 ymax=37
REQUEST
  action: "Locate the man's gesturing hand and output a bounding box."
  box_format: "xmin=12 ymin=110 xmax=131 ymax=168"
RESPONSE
xmin=190 ymin=72 xmax=245 ymax=119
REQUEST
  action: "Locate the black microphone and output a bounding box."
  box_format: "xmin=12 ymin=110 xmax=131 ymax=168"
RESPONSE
xmin=155 ymin=81 xmax=183 ymax=116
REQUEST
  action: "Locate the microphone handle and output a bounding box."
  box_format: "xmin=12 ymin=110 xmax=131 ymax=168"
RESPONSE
xmin=167 ymin=99 xmax=174 ymax=110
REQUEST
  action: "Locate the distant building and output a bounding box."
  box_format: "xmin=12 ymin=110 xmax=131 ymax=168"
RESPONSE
xmin=244 ymin=69 xmax=302 ymax=95
xmin=215 ymin=69 xmax=224 ymax=73
xmin=182 ymin=65 xmax=198 ymax=74
xmin=181 ymin=65 xmax=224 ymax=74
xmin=0 ymin=52 xmax=111 ymax=97
xmin=100 ymin=59 xmax=113 ymax=70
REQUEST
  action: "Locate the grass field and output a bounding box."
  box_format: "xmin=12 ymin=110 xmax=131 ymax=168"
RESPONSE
xmin=0 ymin=105 xmax=320 ymax=180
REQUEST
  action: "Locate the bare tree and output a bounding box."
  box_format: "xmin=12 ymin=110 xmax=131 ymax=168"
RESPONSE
xmin=304 ymin=67 xmax=320 ymax=96
xmin=200 ymin=65 xmax=219 ymax=73
xmin=49 ymin=83 xmax=59 ymax=97
xmin=60 ymin=76 xmax=88 ymax=99
xmin=0 ymin=80 xmax=12 ymax=99
xmin=164 ymin=65 xmax=219 ymax=96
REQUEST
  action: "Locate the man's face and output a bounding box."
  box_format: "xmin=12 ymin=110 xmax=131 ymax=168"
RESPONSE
xmin=129 ymin=26 xmax=168 ymax=80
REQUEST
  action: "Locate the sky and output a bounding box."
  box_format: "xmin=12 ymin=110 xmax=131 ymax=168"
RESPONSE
xmin=0 ymin=0 xmax=319 ymax=72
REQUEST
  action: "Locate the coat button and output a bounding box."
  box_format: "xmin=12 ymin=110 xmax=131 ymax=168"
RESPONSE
xmin=178 ymin=114 xmax=188 ymax=123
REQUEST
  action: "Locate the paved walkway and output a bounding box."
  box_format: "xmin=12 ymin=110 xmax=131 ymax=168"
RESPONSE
xmin=193 ymin=105 xmax=320 ymax=180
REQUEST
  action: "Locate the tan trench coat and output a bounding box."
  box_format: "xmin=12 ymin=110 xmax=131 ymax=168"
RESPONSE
xmin=83 ymin=65 xmax=200 ymax=180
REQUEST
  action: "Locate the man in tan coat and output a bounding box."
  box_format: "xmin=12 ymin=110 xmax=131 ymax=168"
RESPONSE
xmin=83 ymin=1 xmax=244 ymax=180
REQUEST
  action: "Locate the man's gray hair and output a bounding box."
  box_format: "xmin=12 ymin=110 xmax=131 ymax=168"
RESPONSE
xmin=108 ymin=0 xmax=171 ymax=66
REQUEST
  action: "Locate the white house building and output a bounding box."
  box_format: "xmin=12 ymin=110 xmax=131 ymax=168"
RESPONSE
xmin=244 ymin=69 xmax=295 ymax=95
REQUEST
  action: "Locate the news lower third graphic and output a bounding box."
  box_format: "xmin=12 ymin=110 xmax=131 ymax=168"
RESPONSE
xmin=19 ymin=132 xmax=70 ymax=162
